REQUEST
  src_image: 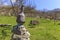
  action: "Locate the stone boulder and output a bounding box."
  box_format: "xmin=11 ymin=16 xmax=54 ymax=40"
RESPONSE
xmin=29 ymin=20 xmax=39 ymax=26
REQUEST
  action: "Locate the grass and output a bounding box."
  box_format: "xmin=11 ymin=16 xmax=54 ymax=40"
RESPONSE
xmin=0 ymin=16 xmax=60 ymax=40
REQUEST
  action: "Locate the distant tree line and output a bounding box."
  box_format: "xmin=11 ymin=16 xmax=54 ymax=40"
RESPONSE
xmin=0 ymin=6 xmax=60 ymax=20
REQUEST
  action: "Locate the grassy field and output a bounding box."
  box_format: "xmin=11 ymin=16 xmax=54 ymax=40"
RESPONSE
xmin=0 ymin=16 xmax=60 ymax=40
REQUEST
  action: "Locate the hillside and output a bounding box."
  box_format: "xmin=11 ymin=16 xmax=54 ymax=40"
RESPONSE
xmin=0 ymin=6 xmax=40 ymax=17
xmin=0 ymin=6 xmax=60 ymax=20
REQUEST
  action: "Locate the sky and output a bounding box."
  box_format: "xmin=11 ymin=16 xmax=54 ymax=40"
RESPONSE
xmin=0 ymin=0 xmax=60 ymax=10
xmin=35 ymin=0 xmax=60 ymax=10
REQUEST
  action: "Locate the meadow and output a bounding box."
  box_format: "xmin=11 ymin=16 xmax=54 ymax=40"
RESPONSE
xmin=0 ymin=16 xmax=60 ymax=40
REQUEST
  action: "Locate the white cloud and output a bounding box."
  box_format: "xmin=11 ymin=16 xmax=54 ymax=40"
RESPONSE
xmin=11 ymin=0 xmax=16 ymax=2
xmin=3 ymin=3 xmax=8 ymax=5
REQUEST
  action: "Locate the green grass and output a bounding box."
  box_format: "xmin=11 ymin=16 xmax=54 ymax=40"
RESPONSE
xmin=0 ymin=16 xmax=60 ymax=40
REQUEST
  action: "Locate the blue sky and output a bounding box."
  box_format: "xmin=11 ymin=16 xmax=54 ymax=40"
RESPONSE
xmin=35 ymin=0 xmax=60 ymax=10
xmin=0 ymin=0 xmax=60 ymax=10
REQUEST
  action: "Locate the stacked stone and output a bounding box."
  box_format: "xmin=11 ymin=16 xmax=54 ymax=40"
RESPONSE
xmin=12 ymin=25 xmax=30 ymax=40
xmin=19 ymin=25 xmax=30 ymax=40
xmin=11 ymin=4 xmax=30 ymax=40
